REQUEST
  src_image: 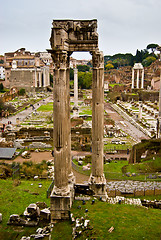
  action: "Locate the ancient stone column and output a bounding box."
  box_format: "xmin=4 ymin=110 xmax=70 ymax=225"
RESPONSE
xmin=132 ymin=68 xmax=134 ymax=89
xmin=139 ymin=103 xmax=142 ymax=119
xmin=50 ymin=50 xmax=72 ymax=220
xmin=74 ymin=68 xmax=78 ymax=108
xmin=89 ymin=50 xmax=107 ymax=198
xmin=43 ymin=67 xmax=46 ymax=87
xmin=67 ymin=54 xmax=75 ymax=185
xmin=141 ymin=69 xmax=144 ymax=89
xmin=136 ymin=69 xmax=139 ymax=88
xmin=35 ymin=70 xmax=37 ymax=87
xmin=39 ymin=72 xmax=42 ymax=87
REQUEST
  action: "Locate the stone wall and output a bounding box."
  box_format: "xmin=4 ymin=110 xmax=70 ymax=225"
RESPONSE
xmin=10 ymin=70 xmax=35 ymax=90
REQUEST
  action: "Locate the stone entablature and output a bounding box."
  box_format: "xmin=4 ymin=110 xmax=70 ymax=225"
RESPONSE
xmin=50 ymin=19 xmax=98 ymax=52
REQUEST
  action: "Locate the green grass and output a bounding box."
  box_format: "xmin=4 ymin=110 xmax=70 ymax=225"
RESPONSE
xmin=0 ymin=179 xmax=161 ymax=239
xmin=37 ymin=102 xmax=53 ymax=112
xmin=125 ymin=157 xmax=161 ymax=173
xmin=79 ymin=106 xmax=92 ymax=115
xmin=0 ymin=179 xmax=51 ymax=240
xmin=69 ymin=199 xmax=161 ymax=240
xmin=104 ymin=143 xmax=132 ymax=151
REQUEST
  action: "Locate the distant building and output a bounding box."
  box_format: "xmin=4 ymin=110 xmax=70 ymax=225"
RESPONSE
xmin=151 ymin=77 xmax=160 ymax=90
xmin=4 ymin=48 xmax=50 ymax=90
xmin=70 ymin=57 xmax=90 ymax=68
xmin=0 ymin=65 xmax=5 ymax=80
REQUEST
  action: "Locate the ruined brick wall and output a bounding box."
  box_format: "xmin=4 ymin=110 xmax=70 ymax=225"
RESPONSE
xmin=10 ymin=70 xmax=34 ymax=90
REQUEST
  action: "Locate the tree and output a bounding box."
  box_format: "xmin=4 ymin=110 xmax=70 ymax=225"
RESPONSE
xmin=105 ymin=63 xmax=114 ymax=70
xmin=0 ymin=83 xmax=4 ymax=92
xmin=78 ymin=72 xmax=92 ymax=89
xmin=77 ymin=65 xmax=90 ymax=72
xmin=147 ymin=43 xmax=159 ymax=54
xmin=70 ymin=68 xmax=74 ymax=80
xmin=19 ymin=88 xmax=26 ymax=96
xmin=142 ymin=56 xmax=156 ymax=67
xmin=50 ymin=74 xmax=53 ymax=86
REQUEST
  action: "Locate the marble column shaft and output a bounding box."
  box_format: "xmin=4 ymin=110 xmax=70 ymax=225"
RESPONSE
xmin=141 ymin=69 xmax=144 ymax=89
xmin=136 ymin=69 xmax=139 ymax=88
xmin=132 ymin=68 xmax=134 ymax=89
xmin=91 ymin=50 xmax=106 ymax=184
xmin=74 ymin=68 xmax=78 ymax=108
xmin=52 ymin=51 xmax=70 ymax=195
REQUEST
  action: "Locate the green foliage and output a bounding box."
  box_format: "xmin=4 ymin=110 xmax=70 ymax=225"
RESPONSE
xmin=77 ymin=64 xmax=90 ymax=72
xmin=146 ymin=43 xmax=159 ymax=53
xmin=105 ymin=63 xmax=114 ymax=70
xmin=0 ymin=83 xmax=4 ymax=92
xmin=70 ymin=68 xmax=74 ymax=80
xmin=142 ymin=56 xmax=156 ymax=67
xmin=104 ymin=53 xmax=134 ymax=68
xmin=19 ymin=88 xmax=26 ymax=96
xmin=50 ymin=74 xmax=53 ymax=86
xmin=78 ymin=72 xmax=92 ymax=89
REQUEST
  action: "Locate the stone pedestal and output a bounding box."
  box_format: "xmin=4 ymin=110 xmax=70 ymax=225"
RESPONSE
xmin=50 ymin=192 xmax=72 ymax=221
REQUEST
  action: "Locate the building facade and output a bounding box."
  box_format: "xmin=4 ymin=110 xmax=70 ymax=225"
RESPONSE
xmin=4 ymin=48 xmax=50 ymax=90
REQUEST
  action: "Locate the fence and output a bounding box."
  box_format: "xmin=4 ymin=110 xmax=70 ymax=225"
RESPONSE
xmin=12 ymin=164 xmax=20 ymax=179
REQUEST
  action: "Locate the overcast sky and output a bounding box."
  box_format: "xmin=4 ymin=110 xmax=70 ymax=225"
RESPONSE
xmin=1 ymin=0 xmax=161 ymax=59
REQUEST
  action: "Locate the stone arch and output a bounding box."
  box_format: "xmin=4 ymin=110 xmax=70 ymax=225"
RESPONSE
xmin=48 ymin=19 xmax=107 ymax=221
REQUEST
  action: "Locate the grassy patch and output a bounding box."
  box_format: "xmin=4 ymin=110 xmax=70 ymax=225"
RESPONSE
xmin=70 ymin=199 xmax=161 ymax=240
xmin=0 ymin=179 xmax=51 ymax=240
xmin=37 ymin=102 xmax=53 ymax=112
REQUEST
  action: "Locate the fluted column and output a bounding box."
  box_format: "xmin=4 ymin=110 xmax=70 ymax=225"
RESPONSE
xmin=141 ymin=69 xmax=144 ymax=89
xmin=39 ymin=72 xmax=42 ymax=87
xmin=67 ymin=53 xmax=75 ymax=184
xmin=132 ymin=68 xmax=134 ymax=89
xmin=136 ymin=69 xmax=139 ymax=88
xmin=43 ymin=67 xmax=47 ymax=87
xmin=74 ymin=68 xmax=78 ymax=108
xmin=35 ymin=70 xmax=37 ymax=87
xmin=52 ymin=51 xmax=69 ymax=195
xmin=89 ymin=50 xmax=107 ymax=197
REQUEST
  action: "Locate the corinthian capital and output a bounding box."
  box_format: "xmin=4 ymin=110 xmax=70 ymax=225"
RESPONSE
xmin=92 ymin=50 xmax=104 ymax=69
xmin=51 ymin=51 xmax=68 ymax=69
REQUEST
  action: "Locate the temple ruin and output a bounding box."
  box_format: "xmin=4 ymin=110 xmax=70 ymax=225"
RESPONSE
xmin=132 ymin=63 xmax=144 ymax=89
xmin=48 ymin=19 xmax=107 ymax=221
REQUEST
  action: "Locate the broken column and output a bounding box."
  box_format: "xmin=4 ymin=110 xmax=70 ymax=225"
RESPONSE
xmin=50 ymin=50 xmax=73 ymax=221
xmin=89 ymin=50 xmax=107 ymax=198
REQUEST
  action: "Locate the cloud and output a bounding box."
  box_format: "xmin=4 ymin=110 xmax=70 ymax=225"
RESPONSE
xmin=1 ymin=0 xmax=161 ymax=57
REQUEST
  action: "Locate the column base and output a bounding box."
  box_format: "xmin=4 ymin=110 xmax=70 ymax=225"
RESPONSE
xmin=88 ymin=174 xmax=108 ymax=199
xmin=50 ymin=185 xmax=75 ymax=222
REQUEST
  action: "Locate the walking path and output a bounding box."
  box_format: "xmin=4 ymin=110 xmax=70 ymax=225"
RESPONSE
xmin=0 ymin=96 xmax=52 ymax=125
xmin=104 ymin=102 xmax=149 ymax=143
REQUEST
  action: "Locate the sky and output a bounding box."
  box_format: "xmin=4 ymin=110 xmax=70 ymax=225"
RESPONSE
xmin=1 ymin=0 xmax=161 ymax=59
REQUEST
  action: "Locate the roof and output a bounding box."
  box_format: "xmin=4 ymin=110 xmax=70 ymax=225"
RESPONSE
xmin=0 ymin=148 xmax=17 ymax=159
